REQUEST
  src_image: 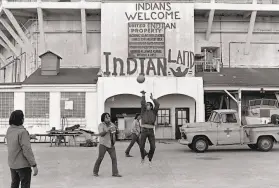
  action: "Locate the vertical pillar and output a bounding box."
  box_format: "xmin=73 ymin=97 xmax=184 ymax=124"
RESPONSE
xmin=97 ymin=78 xmax=105 ymax=126
xmin=86 ymin=92 xmax=97 ymax=132
xmin=238 ymin=89 xmax=242 ymax=124
xmin=196 ymin=79 xmax=205 ymax=123
xmin=49 ymin=92 xmax=61 ymax=130
xmin=14 ymin=91 xmax=25 ymax=112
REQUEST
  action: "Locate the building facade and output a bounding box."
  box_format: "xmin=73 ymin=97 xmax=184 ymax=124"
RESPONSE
xmin=1 ymin=0 xmax=279 ymax=139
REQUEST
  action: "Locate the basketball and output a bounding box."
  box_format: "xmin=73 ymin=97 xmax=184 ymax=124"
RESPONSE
xmin=137 ymin=74 xmax=145 ymax=83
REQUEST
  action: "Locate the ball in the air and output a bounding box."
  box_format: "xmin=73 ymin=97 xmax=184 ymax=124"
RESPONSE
xmin=137 ymin=74 xmax=145 ymax=83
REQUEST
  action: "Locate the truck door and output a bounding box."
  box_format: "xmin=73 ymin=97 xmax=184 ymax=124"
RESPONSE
xmin=217 ymin=112 xmax=241 ymax=145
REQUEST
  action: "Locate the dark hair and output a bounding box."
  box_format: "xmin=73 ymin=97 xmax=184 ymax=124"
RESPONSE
xmin=147 ymin=102 xmax=153 ymax=110
xmin=134 ymin=113 xmax=141 ymax=119
xmin=101 ymin=112 xmax=110 ymax=122
xmin=9 ymin=110 xmax=24 ymax=126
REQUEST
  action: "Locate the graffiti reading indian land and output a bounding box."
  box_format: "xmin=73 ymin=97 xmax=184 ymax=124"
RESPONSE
xmin=125 ymin=2 xmax=180 ymax=30
xmin=128 ymin=22 xmax=165 ymax=58
xmin=103 ymin=49 xmax=194 ymax=77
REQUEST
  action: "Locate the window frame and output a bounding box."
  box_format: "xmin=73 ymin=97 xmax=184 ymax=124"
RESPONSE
xmin=156 ymin=108 xmax=171 ymax=127
xmin=221 ymin=113 xmax=238 ymax=123
xmin=60 ymin=92 xmax=86 ymax=118
xmin=25 ymin=92 xmax=50 ymax=118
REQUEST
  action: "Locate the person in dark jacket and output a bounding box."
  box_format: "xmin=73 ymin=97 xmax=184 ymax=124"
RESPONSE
xmin=6 ymin=110 xmax=38 ymax=188
xmin=139 ymin=90 xmax=160 ymax=168
xmin=93 ymin=113 xmax=122 ymax=177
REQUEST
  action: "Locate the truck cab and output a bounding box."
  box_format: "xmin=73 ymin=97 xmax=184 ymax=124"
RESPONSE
xmin=210 ymin=109 xmax=242 ymax=145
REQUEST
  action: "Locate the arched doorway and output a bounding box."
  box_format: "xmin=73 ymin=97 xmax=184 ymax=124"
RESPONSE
xmin=105 ymin=94 xmax=141 ymax=139
xmin=157 ymin=94 xmax=196 ymax=139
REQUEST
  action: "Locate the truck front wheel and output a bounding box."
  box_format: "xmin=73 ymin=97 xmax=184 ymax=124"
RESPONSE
xmin=188 ymin=144 xmax=193 ymax=150
xmin=247 ymin=144 xmax=258 ymax=150
xmin=192 ymin=137 xmax=209 ymax=153
xmin=257 ymin=136 xmax=274 ymax=152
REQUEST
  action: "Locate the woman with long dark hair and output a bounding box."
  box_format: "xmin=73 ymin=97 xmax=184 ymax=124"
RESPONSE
xmin=125 ymin=113 xmax=147 ymax=157
xmin=6 ymin=110 xmax=38 ymax=188
xmin=93 ymin=112 xmax=122 ymax=177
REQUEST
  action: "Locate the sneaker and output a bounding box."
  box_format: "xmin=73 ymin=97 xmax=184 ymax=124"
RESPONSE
xmin=141 ymin=159 xmax=145 ymax=165
xmin=112 ymin=174 xmax=122 ymax=177
xmin=125 ymin=154 xmax=133 ymax=157
xmin=93 ymin=173 xmax=99 ymax=177
xmin=148 ymin=161 xmax=152 ymax=168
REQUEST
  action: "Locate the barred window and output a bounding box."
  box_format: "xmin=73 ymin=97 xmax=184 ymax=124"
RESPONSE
xmin=25 ymin=92 xmax=50 ymax=118
xmin=156 ymin=109 xmax=171 ymax=126
xmin=60 ymin=92 xmax=85 ymax=118
xmin=0 ymin=92 xmax=14 ymax=118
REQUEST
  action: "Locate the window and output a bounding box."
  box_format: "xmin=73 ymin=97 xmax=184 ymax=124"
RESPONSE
xmin=0 ymin=92 xmax=14 ymax=118
xmin=60 ymin=92 xmax=85 ymax=118
xmin=0 ymin=92 xmax=14 ymax=128
xmin=25 ymin=92 xmax=49 ymax=118
xmin=157 ymin=109 xmax=170 ymax=126
xmin=221 ymin=113 xmax=237 ymax=123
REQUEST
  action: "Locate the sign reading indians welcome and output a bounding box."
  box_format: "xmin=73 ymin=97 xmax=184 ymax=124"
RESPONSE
xmin=101 ymin=2 xmax=195 ymax=77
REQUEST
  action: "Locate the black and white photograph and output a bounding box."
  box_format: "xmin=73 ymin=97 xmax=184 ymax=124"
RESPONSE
xmin=0 ymin=0 xmax=279 ymax=187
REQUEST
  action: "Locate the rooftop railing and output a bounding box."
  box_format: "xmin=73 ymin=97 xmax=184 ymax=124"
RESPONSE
xmin=3 ymin=0 xmax=279 ymax=4
xmin=195 ymin=58 xmax=222 ymax=73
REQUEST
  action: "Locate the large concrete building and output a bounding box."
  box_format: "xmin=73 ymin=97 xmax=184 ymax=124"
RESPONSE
xmin=0 ymin=0 xmax=279 ymax=140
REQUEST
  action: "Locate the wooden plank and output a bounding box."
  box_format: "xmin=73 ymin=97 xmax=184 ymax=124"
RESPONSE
xmin=81 ymin=8 xmax=87 ymax=54
xmin=0 ymin=29 xmax=19 ymax=56
xmin=205 ymin=9 xmax=215 ymax=41
xmin=0 ymin=38 xmax=11 ymax=53
xmin=0 ymin=53 xmax=8 ymax=65
xmin=37 ymin=7 xmax=46 ymax=52
xmin=244 ymin=10 xmax=257 ymax=55
xmin=0 ymin=18 xmax=25 ymax=48
xmin=3 ymin=8 xmax=33 ymax=52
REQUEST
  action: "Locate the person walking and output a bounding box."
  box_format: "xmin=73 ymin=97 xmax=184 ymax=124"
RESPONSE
xmin=6 ymin=110 xmax=38 ymax=188
xmin=125 ymin=113 xmax=147 ymax=157
xmin=139 ymin=91 xmax=160 ymax=168
xmin=93 ymin=112 xmax=122 ymax=177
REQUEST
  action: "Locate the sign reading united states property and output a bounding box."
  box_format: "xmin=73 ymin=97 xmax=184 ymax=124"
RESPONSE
xmin=128 ymin=22 xmax=165 ymax=58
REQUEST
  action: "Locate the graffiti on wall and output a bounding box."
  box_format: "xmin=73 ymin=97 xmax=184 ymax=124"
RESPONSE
xmin=128 ymin=22 xmax=165 ymax=58
xmin=103 ymin=49 xmax=194 ymax=77
xmin=101 ymin=2 xmax=195 ymax=77
xmin=125 ymin=2 xmax=181 ymax=30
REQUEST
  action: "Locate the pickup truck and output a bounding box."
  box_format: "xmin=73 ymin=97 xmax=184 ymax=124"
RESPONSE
xmin=178 ymin=109 xmax=279 ymax=153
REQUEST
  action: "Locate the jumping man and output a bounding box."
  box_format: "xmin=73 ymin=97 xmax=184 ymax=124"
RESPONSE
xmin=139 ymin=90 xmax=160 ymax=167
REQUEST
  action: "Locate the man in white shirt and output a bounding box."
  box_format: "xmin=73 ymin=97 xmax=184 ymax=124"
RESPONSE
xmin=125 ymin=113 xmax=147 ymax=157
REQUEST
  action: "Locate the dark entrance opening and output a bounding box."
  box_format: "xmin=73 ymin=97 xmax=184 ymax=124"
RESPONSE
xmin=110 ymin=108 xmax=141 ymax=123
xmin=110 ymin=108 xmax=141 ymax=140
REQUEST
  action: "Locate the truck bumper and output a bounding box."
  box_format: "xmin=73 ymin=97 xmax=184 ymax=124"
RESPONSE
xmin=178 ymin=139 xmax=190 ymax=145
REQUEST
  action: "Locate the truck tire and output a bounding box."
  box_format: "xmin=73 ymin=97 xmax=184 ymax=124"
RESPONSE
xmin=192 ymin=137 xmax=209 ymax=153
xmin=247 ymin=144 xmax=258 ymax=150
xmin=188 ymin=144 xmax=193 ymax=150
xmin=257 ymin=136 xmax=274 ymax=152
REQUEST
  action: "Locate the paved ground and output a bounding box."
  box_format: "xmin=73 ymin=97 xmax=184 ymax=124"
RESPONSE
xmin=0 ymin=141 xmax=279 ymax=188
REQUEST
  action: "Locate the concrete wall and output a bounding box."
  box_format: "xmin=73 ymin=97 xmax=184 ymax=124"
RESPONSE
xmin=195 ymin=16 xmax=279 ymax=67
xmin=0 ymin=85 xmax=97 ymax=135
xmin=104 ymin=93 xmax=195 ymax=139
xmin=0 ymin=15 xmax=101 ymax=83
xmin=105 ymin=94 xmax=141 ymax=113
xmin=1 ymin=15 xmax=279 ymax=83
xmin=97 ymin=76 xmax=205 ymax=139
